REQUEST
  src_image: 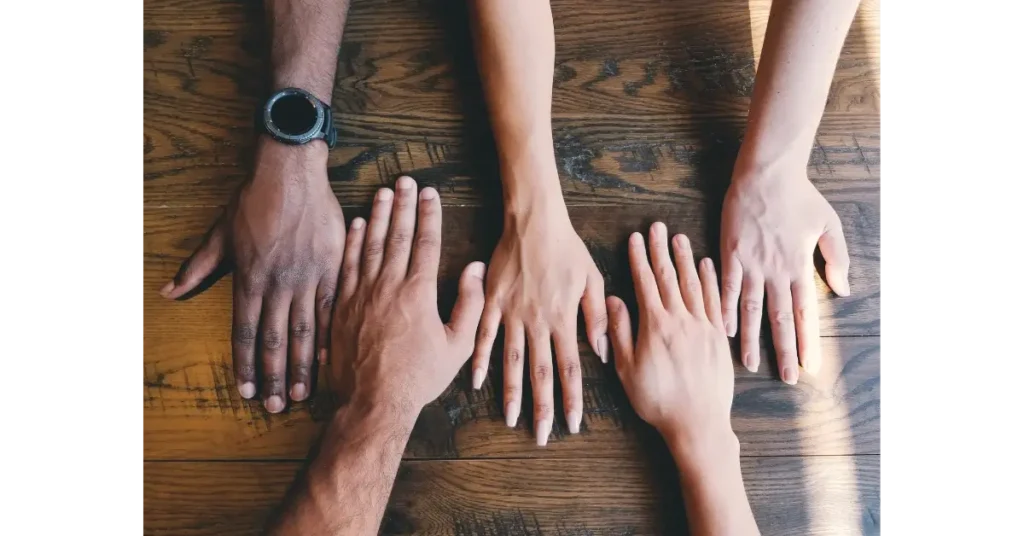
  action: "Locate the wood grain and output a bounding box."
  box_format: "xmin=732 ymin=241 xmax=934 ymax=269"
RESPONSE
xmin=145 ymin=204 xmax=879 ymax=461
xmin=144 ymin=0 xmax=880 ymax=208
xmin=144 ymin=456 xmax=880 ymax=535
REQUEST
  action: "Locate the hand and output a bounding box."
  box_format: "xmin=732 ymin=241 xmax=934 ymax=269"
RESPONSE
xmin=327 ymin=177 xmax=486 ymax=412
xmin=470 ymin=202 xmax=607 ymax=446
xmin=606 ymin=223 xmax=735 ymax=451
xmin=720 ymin=162 xmax=850 ymax=384
xmin=160 ymin=138 xmax=345 ymax=413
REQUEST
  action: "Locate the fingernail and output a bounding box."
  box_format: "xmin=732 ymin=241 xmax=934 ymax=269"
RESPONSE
xmin=597 ymin=335 xmax=609 ymax=363
xmin=568 ymin=411 xmax=582 ymax=434
xmin=742 ymin=353 xmax=758 ymax=373
xmin=290 ymin=383 xmax=307 ymax=401
xmin=159 ymin=281 xmax=175 ymax=297
xmin=505 ymin=403 xmax=520 ymax=427
xmin=318 ymin=348 xmax=327 ymax=365
xmin=536 ymin=419 xmax=552 ymax=447
xmin=725 ymin=320 xmax=736 ymax=337
xmin=377 ymin=188 xmax=393 ymax=201
xmin=653 ymin=222 xmax=666 ymax=237
xmin=265 ymin=395 xmax=285 ymax=413
xmin=629 ymin=232 xmax=642 ymax=245
xmin=472 ymin=368 xmax=485 ymax=390
xmin=420 ymin=187 xmax=437 ymax=200
xmin=467 ymin=261 xmax=486 ymax=278
xmin=782 ymin=367 xmax=798 ymax=385
xmin=396 ymin=176 xmax=414 ymax=190
xmin=350 ymin=217 xmax=365 ymax=230
xmin=238 ymin=381 xmax=256 ymax=399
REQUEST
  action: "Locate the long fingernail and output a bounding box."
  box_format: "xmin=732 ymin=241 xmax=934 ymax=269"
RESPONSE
xmin=396 ymin=176 xmax=414 ymax=190
xmin=290 ymin=383 xmax=307 ymax=401
xmin=742 ymin=353 xmax=758 ymax=373
xmin=782 ymin=367 xmax=798 ymax=385
xmin=568 ymin=411 xmax=582 ymax=434
xmin=472 ymin=368 xmax=485 ymax=389
xmin=505 ymin=403 xmax=520 ymax=428
xmin=159 ymin=281 xmax=175 ymax=297
xmin=536 ymin=419 xmax=552 ymax=447
xmin=265 ymin=395 xmax=285 ymax=413
xmin=238 ymin=381 xmax=256 ymax=399
xmin=318 ymin=348 xmax=327 ymax=365
xmin=597 ymin=335 xmax=609 ymax=363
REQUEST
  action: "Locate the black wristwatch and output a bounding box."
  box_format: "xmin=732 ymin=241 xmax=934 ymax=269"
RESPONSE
xmin=258 ymin=87 xmax=337 ymax=148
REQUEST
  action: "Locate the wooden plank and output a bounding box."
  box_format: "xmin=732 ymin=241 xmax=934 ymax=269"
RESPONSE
xmin=144 ymin=0 xmax=879 ymax=208
xmin=144 ymin=456 xmax=880 ymax=535
xmin=144 ymin=204 xmax=879 ymax=460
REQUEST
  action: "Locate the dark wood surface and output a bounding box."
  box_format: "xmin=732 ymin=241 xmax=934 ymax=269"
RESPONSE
xmin=144 ymin=0 xmax=880 ymax=533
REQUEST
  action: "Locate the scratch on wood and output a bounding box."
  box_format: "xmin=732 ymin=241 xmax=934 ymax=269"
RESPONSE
xmin=851 ymin=135 xmax=873 ymax=176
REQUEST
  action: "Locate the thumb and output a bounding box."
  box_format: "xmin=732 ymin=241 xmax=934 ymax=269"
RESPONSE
xmin=161 ymin=219 xmax=228 ymax=300
xmin=446 ymin=261 xmax=487 ymax=356
xmin=818 ymin=212 xmax=851 ymax=297
xmin=605 ymin=296 xmax=635 ymax=371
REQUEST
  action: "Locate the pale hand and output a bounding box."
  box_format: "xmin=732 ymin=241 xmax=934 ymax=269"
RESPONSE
xmin=720 ymin=166 xmax=850 ymax=384
xmin=607 ymin=223 xmax=734 ymax=447
xmin=470 ymin=206 xmax=607 ymax=446
xmin=328 ymin=177 xmax=486 ymax=412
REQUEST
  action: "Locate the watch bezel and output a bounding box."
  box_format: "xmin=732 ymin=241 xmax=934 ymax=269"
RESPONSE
xmin=262 ymin=88 xmax=326 ymax=145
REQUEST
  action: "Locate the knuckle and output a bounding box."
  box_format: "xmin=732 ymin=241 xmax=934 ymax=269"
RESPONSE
xmin=233 ymin=323 xmax=257 ymax=347
xmin=363 ymin=241 xmax=385 ymax=259
xmin=534 ymin=403 xmax=554 ymax=419
xmin=290 ymin=321 xmax=313 ymax=340
xmin=741 ymin=299 xmax=762 ymax=314
xmin=723 ymin=280 xmax=742 ymax=294
xmin=415 ymin=234 xmax=440 ymax=250
xmin=236 ymin=363 xmax=256 ymax=379
xmin=388 ymin=231 xmax=413 ymax=245
xmin=771 ymin=310 xmax=795 ymax=325
xmin=560 ymin=360 xmax=582 ymax=381
xmin=505 ymin=348 xmax=522 ymax=365
xmin=291 ymin=363 xmax=311 ymax=380
xmin=318 ymin=293 xmax=336 ymax=311
xmin=263 ymin=329 xmax=284 ymax=350
xmin=504 ymin=386 xmax=521 ymax=402
xmin=533 ymin=364 xmax=552 ymax=382
xmin=685 ymin=281 xmax=703 ymax=296
xmin=263 ymin=374 xmax=284 ymax=391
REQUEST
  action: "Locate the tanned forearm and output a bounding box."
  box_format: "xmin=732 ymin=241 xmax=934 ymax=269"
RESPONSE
xmin=267 ymin=400 xmax=416 ymax=535
xmin=266 ymin=0 xmax=351 ymax=105
xmin=739 ymin=0 xmax=861 ymax=173
xmin=668 ymin=430 xmax=760 ymax=536
xmin=467 ymin=0 xmax=563 ymax=216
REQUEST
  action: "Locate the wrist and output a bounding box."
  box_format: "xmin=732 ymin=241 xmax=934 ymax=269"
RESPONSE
xmin=733 ymin=134 xmax=810 ymax=187
xmin=251 ymin=135 xmax=329 ymax=184
xmin=664 ymin=424 xmax=740 ymax=476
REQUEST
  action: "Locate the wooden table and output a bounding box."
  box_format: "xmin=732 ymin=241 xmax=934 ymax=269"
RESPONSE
xmin=144 ymin=0 xmax=880 ymax=533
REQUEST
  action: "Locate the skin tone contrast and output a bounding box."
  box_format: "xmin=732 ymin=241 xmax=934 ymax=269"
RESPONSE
xmin=160 ymin=0 xmax=865 ymax=530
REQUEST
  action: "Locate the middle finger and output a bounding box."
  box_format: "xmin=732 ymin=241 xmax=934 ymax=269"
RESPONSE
xmin=260 ymin=290 xmax=292 ymax=413
xmin=528 ymin=325 xmax=555 ymax=447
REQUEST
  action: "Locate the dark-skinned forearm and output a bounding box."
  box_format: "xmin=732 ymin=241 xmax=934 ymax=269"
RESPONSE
xmin=740 ymin=0 xmax=860 ymax=174
xmin=267 ymin=399 xmax=417 ymax=536
xmin=266 ymin=0 xmax=351 ymax=104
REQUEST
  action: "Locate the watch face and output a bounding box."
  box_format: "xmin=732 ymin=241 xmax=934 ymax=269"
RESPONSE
xmin=264 ymin=89 xmax=324 ymax=144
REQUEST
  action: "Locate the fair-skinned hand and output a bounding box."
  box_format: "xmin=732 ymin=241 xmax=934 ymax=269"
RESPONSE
xmin=606 ymin=223 xmax=735 ymax=451
xmin=720 ymin=162 xmax=850 ymax=384
xmin=160 ymin=138 xmax=345 ymax=413
xmin=469 ymin=201 xmax=607 ymax=446
xmin=327 ymin=177 xmax=486 ymax=412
